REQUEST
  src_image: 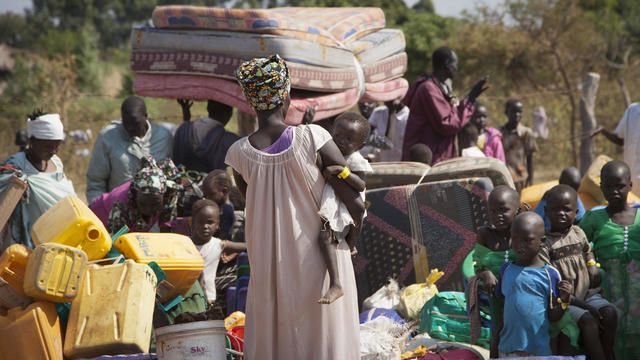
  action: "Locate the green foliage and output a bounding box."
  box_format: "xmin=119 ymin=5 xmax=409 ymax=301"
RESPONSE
xmin=412 ymin=0 xmax=435 ymax=14
xmin=401 ymin=12 xmax=459 ymax=82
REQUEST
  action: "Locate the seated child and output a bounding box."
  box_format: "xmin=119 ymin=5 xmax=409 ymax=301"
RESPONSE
xmin=190 ymin=199 xmax=247 ymax=305
xmin=473 ymin=185 xmax=520 ymax=358
xmin=541 ymin=184 xmax=617 ymax=360
xmin=459 ymin=122 xmax=486 ymax=158
xmin=533 ymin=167 xmax=586 ymax=230
xmin=496 ymin=212 xmax=572 ymax=357
xmin=318 ymin=112 xmax=372 ymax=304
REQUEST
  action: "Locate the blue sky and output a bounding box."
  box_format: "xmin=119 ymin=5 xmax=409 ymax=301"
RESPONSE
xmin=0 ymin=0 xmax=503 ymax=17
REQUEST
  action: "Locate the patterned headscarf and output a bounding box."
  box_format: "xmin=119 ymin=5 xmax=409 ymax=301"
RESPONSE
xmin=132 ymin=155 xmax=167 ymax=194
xmin=236 ymin=54 xmax=290 ymax=112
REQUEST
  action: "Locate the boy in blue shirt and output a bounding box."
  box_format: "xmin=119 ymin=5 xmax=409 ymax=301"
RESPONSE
xmin=496 ymin=212 xmax=572 ymax=356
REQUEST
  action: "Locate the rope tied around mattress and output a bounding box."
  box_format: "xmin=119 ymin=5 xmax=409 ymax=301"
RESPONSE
xmin=333 ymin=38 xmax=366 ymax=100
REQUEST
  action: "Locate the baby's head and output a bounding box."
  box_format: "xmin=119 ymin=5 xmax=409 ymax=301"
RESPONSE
xmin=544 ymin=184 xmax=578 ymax=232
xmin=458 ymin=122 xmax=479 ymax=150
xmin=202 ymin=170 xmax=232 ymax=207
xmin=409 ymin=143 xmax=433 ymax=165
xmin=190 ymin=199 xmax=220 ymax=246
xmin=558 ymin=167 xmax=581 ymax=191
xmin=511 ymin=212 xmax=545 ymax=262
xmin=332 ymin=112 xmax=370 ymax=156
xmin=488 ymin=185 xmax=521 ymax=231
xmin=600 ymin=160 xmax=632 ymax=206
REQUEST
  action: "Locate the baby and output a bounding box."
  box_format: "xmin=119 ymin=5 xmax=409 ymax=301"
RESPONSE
xmin=496 ymin=212 xmax=571 ymax=357
xmin=542 ymin=184 xmax=617 ymax=360
xmin=190 ymin=199 xmax=246 ymax=305
xmin=317 ymin=112 xmax=372 ymax=304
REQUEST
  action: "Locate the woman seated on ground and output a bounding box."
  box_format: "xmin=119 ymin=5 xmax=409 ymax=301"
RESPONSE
xmin=1 ymin=110 xmax=76 ymax=249
xmin=90 ymin=155 xmax=180 ymax=234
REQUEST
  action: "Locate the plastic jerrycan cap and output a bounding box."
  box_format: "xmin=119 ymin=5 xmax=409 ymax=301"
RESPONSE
xmin=85 ymin=225 xmax=101 ymax=242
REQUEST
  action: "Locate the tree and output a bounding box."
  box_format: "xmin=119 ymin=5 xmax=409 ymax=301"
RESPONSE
xmin=412 ymin=0 xmax=435 ymax=14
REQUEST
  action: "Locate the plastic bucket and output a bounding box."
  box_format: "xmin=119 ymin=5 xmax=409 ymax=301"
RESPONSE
xmin=155 ymin=320 xmax=227 ymax=360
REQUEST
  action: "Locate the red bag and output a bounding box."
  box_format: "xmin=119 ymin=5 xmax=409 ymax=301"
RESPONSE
xmin=419 ymin=348 xmax=480 ymax=360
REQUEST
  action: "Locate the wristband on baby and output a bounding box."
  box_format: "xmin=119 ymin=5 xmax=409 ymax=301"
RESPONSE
xmin=338 ymin=166 xmax=350 ymax=179
xmin=586 ymin=259 xmax=600 ymax=267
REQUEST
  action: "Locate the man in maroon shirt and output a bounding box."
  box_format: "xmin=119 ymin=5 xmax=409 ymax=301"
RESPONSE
xmin=402 ymin=47 xmax=488 ymax=164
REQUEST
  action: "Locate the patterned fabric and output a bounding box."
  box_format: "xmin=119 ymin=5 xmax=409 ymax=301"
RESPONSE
xmin=130 ymin=27 xmax=356 ymax=69
xmin=348 ymin=28 xmax=405 ymax=63
xmin=580 ymin=208 xmax=640 ymax=360
xmin=360 ymin=77 xmax=409 ymax=103
xmin=354 ymin=178 xmax=491 ymax=305
xmin=132 ymin=73 xmax=361 ymax=124
xmin=151 ymin=6 xmax=386 ymax=46
xmin=362 ymin=52 xmax=407 ymax=83
xmin=411 ymin=178 xmax=492 ymax=290
xmin=130 ymin=50 xmax=361 ymax=91
xmin=540 ymin=226 xmax=593 ymax=307
xmin=423 ymin=157 xmax=515 ymax=189
xmin=354 ymin=186 xmax=414 ymax=306
xmin=131 ymin=156 xmax=168 ymax=194
xmin=235 ymin=54 xmax=290 ymax=112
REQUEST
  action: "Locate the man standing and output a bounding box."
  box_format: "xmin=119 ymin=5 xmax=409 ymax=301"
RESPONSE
xmin=499 ymin=98 xmax=538 ymax=192
xmin=593 ymin=102 xmax=640 ymax=196
xmin=86 ymin=96 xmax=173 ymax=204
xmin=173 ymin=99 xmax=240 ymax=173
xmin=401 ymin=46 xmax=487 ymax=164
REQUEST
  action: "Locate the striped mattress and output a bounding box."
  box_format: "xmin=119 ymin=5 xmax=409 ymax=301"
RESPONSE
xmin=132 ymin=73 xmax=359 ymax=124
xmin=360 ymin=77 xmax=409 ymax=103
xmin=130 ymin=27 xmax=355 ymax=69
xmin=348 ymin=28 xmax=405 ymax=64
xmin=130 ymin=50 xmax=407 ymax=91
xmin=151 ymin=6 xmax=385 ymax=47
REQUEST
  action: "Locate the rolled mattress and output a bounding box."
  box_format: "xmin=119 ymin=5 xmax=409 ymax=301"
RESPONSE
xmin=132 ymin=73 xmax=359 ymax=125
xmin=151 ymin=6 xmax=385 ymax=46
xmin=130 ymin=27 xmax=355 ymax=69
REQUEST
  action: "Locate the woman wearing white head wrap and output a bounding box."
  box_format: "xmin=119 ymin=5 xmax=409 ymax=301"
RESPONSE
xmin=0 ymin=110 xmax=76 ymax=250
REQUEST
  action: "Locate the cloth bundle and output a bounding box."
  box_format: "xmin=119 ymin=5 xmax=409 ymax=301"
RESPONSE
xmin=131 ymin=6 xmax=410 ymax=124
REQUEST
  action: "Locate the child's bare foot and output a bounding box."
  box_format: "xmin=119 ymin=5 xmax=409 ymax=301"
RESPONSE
xmin=318 ymin=285 xmax=344 ymax=304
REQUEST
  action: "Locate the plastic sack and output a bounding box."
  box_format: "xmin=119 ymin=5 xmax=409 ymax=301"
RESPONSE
xmin=398 ymin=269 xmax=444 ymax=320
xmin=360 ymin=308 xmax=405 ymax=324
xmin=363 ymin=278 xmax=401 ymax=311
xmin=224 ymin=311 xmax=245 ymax=331
xmin=360 ymin=316 xmax=408 ymax=360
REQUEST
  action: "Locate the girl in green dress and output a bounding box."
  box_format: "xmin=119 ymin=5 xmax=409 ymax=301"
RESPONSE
xmin=580 ymin=160 xmax=640 ymax=360
xmin=474 ymin=185 xmax=520 ymax=357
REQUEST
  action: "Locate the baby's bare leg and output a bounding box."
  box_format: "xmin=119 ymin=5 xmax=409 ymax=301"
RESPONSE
xmin=318 ymin=227 xmax=344 ymax=304
xmin=345 ymin=221 xmax=362 ymax=254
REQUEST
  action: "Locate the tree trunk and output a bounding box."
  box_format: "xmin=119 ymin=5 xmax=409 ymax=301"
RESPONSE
xmin=579 ymin=72 xmax=600 ymax=176
xmin=618 ymin=77 xmax=631 ymax=109
xmin=553 ymin=49 xmax=578 ymax=166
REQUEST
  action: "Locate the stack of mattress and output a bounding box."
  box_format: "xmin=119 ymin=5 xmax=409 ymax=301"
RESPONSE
xmin=131 ymin=6 xmax=409 ymax=124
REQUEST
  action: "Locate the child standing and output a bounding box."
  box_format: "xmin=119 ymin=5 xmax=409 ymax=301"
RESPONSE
xmin=318 ymin=112 xmax=372 ymax=304
xmin=190 ymin=199 xmax=246 ymax=305
xmin=496 ymin=212 xmax=572 ymax=357
xmin=473 ymin=185 xmax=520 ymax=357
xmin=499 ymin=98 xmax=538 ymax=192
xmin=580 ymin=160 xmax=640 ymax=360
xmin=541 ymin=184 xmax=617 ymax=360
